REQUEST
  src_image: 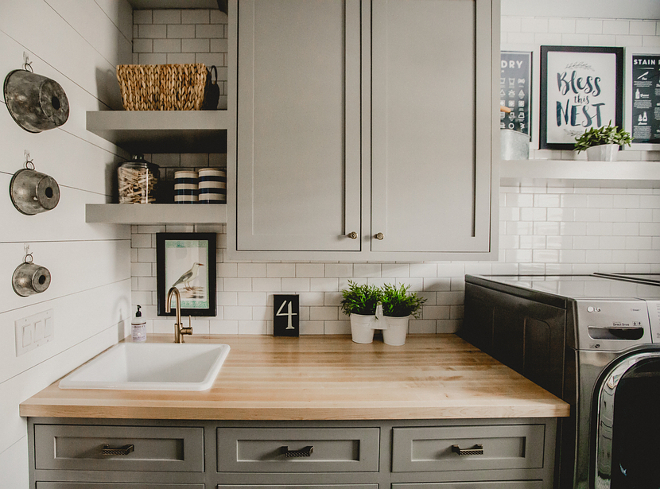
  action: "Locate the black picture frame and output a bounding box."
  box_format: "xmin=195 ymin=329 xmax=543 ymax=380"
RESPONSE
xmin=156 ymin=233 xmax=216 ymax=317
xmin=540 ymin=45 xmax=624 ymax=150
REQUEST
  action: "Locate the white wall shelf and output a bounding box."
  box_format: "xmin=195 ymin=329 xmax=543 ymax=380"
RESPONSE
xmin=500 ymin=159 xmax=660 ymax=188
xmin=86 ymin=110 xmax=228 ymax=153
xmin=86 ymin=204 xmax=227 ymax=224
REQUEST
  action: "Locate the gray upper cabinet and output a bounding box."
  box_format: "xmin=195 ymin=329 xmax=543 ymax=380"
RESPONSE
xmin=228 ymin=0 xmax=499 ymax=261
xmin=370 ymin=0 xmax=496 ymax=255
xmin=234 ymin=0 xmax=361 ymax=253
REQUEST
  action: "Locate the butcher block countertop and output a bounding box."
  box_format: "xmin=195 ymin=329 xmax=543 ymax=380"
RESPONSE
xmin=19 ymin=334 xmax=570 ymax=420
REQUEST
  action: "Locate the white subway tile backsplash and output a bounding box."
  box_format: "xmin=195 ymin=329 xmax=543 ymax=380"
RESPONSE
xmin=153 ymin=9 xmax=181 ymax=24
xmin=630 ymin=21 xmax=657 ymax=35
xmin=520 ymin=17 xmax=548 ymax=33
xmin=196 ymin=24 xmax=223 ymax=38
xmin=252 ymin=278 xmax=282 ymax=292
xmin=154 ymin=38 xmax=181 ymax=52
xmin=139 ymin=24 xmax=166 ymax=38
xmin=168 ymin=24 xmax=196 ymax=38
xmin=134 ymin=9 xmax=153 ymax=24
xmin=589 ymin=34 xmax=617 ymax=45
xmin=310 ymin=278 xmax=339 ymax=292
xmin=520 ymin=235 xmax=546 ymax=249
xmin=267 ymin=263 xmax=296 ymax=277
xmin=354 ymin=264 xmax=381 ymax=277
xmin=548 ymin=18 xmax=576 ymax=33
xmin=282 ymin=278 xmax=311 ymax=292
xmin=182 ymin=9 xmax=210 ymax=24
xmin=603 ymin=20 xmax=630 ymax=35
xmin=576 ymin=19 xmax=604 ymax=34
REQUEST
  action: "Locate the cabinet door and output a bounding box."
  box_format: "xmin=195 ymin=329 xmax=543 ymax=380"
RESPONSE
xmin=370 ymin=0 xmax=497 ymax=254
xmin=236 ymin=0 xmax=361 ymax=251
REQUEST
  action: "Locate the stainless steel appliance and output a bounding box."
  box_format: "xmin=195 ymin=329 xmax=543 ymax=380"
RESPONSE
xmin=461 ymin=274 xmax=660 ymax=489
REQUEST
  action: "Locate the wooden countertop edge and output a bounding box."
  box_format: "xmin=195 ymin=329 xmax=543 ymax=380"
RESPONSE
xmin=19 ymin=403 xmax=570 ymax=420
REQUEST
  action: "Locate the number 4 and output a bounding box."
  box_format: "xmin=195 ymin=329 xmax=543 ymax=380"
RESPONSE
xmin=276 ymin=300 xmax=298 ymax=329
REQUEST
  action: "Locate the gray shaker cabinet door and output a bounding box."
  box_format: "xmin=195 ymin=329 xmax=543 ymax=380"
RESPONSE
xmin=236 ymin=0 xmax=362 ymax=251
xmin=370 ymin=0 xmax=496 ymax=254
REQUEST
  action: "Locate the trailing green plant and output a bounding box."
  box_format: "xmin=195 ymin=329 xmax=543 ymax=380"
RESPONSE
xmin=380 ymin=283 xmax=426 ymax=318
xmin=574 ymin=121 xmax=632 ymax=153
xmin=340 ymin=280 xmax=383 ymax=316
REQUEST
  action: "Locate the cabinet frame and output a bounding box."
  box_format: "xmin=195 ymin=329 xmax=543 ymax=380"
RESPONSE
xmin=227 ymin=0 xmax=500 ymax=262
xmin=27 ymin=418 xmax=557 ymax=489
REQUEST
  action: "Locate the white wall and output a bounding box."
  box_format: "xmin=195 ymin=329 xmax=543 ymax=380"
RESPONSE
xmin=0 ymin=1 xmax=133 ymax=485
xmin=502 ymin=0 xmax=660 ymax=20
xmin=128 ymin=7 xmax=660 ymax=338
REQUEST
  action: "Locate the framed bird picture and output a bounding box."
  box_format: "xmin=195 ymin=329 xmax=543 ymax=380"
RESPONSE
xmin=156 ymin=233 xmax=217 ymax=317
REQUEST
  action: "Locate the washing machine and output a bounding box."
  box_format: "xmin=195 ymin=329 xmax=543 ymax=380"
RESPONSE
xmin=461 ymin=274 xmax=660 ymax=489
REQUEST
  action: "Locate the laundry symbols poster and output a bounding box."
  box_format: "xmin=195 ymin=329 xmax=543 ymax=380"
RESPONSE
xmin=540 ymin=46 xmax=624 ymax=149
xmin=630 ymin=54 xmax=660 ymax=145
xmin=500 ymin=51 xmax=532 ymax=135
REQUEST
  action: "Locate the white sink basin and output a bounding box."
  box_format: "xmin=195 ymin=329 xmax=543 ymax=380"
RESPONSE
xmin=59 ymin=342 xmax=230 ymax=391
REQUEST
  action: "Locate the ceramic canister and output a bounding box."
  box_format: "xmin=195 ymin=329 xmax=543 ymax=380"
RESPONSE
xmin=197 ymin=168 xmax=226 ymax=204
xmin=174 ymin=170 xmax=198 ymax=203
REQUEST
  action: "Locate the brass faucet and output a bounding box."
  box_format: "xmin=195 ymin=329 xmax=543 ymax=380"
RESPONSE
xmin=165 ymin=287 xmax=193 ymax=343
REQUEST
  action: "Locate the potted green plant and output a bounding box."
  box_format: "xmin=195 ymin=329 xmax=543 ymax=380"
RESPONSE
xmin=574 ymin=121 xmax=632 ymax=161
xmin=340 ymin=280 xmax=383 ymax=343
xmin=378 ymin=283 xmax=426 ymax=346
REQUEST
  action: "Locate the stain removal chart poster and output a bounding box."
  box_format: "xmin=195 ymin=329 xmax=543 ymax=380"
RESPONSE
xmin=500 ymin=51 xmax=532 ymax=135
xmin=631 ymin=54 xmax=660 ymax=145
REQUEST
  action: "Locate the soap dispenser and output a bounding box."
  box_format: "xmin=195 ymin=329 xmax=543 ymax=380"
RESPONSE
xmin=131 ymin=305 xmax=146 ymax=342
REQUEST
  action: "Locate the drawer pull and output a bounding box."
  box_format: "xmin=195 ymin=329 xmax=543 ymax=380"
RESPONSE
xmin=451 ymin=444 xmax=484 ymax=456
xmin=101 ymin=444 xmax=135 ymax=456
xmin=282 ymin=445 xmax=314 ymax=458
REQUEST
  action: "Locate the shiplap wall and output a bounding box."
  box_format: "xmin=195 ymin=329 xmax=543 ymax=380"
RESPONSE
xmin=0 ymin=1 xmax=133 ymax=485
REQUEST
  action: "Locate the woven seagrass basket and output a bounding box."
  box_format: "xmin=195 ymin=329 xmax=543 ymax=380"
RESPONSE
xmin=116 ymin=64 xmax=207 ymax=111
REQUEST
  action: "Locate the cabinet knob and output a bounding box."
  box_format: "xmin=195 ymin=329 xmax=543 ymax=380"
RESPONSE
xmin=374 ymin=233 xmax=384 ymax=240
xmin=347 ymin=232 xmax=358 ymax=239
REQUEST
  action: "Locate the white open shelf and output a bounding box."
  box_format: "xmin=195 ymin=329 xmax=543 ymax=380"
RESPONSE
xmin=86 ymin=204 xmax=227 ymax=224
xmin=86 ymin=110 xmax=229 ymax=153
xmin=500 ymin=159 xmax=660 ymax=188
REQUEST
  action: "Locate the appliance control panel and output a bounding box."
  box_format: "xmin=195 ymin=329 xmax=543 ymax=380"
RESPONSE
xmin=647 ymin=300 xmax=660 ymax=344
xmin=575 ymin=300 xmax=651 ymax=351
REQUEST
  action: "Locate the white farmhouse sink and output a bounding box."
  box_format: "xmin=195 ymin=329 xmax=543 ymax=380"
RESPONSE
xmin=59 ymin=343 xmax=230 ymax=391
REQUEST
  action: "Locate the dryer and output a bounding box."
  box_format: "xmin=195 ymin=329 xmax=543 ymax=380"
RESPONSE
xmin=461 ymin=274 xmax=660 ymax=489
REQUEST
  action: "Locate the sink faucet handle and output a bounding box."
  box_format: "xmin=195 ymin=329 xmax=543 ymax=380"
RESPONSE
xmin=179 ymin=315 xmax=193 ymax=342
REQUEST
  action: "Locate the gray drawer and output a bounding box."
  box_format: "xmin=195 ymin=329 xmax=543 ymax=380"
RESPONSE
xmin=34 ymin=424 xmax=204 ymax=472
xmin=217 ymin=427 xmax=380 ymax=472
xmin=38 ymin=485 xmax=203 ymax=489
xmin=393 ymin=483 xmax=543 ymax=489
xmin=392 ymin=424 xmax=545 ymax=472
xmin=219 ymin=486 xmax=378 ymax=489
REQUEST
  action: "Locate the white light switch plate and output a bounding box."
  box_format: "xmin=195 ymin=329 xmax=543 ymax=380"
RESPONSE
xmin=15 ymin=309 xmax=54 ymax=356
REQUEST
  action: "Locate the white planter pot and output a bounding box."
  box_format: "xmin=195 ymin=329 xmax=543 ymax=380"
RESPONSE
xmin=381 ymin=316 xmax=410 ymax=346
xmin=350 ymin=313 xmax=377 ymax=344
xmin=586 ymin=144 xmax=619 ymax=161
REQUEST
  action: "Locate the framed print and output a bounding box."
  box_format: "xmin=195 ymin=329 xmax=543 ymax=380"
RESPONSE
xmin=626 ymin=48 xmax=660 ymax=149
xmin=501 ymin=51 xmax=533 ymax=136
xmin=540 ymin=46 xmax=624 ymax=149
xmin=157 ymin=233 xmax=216 ymax=317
